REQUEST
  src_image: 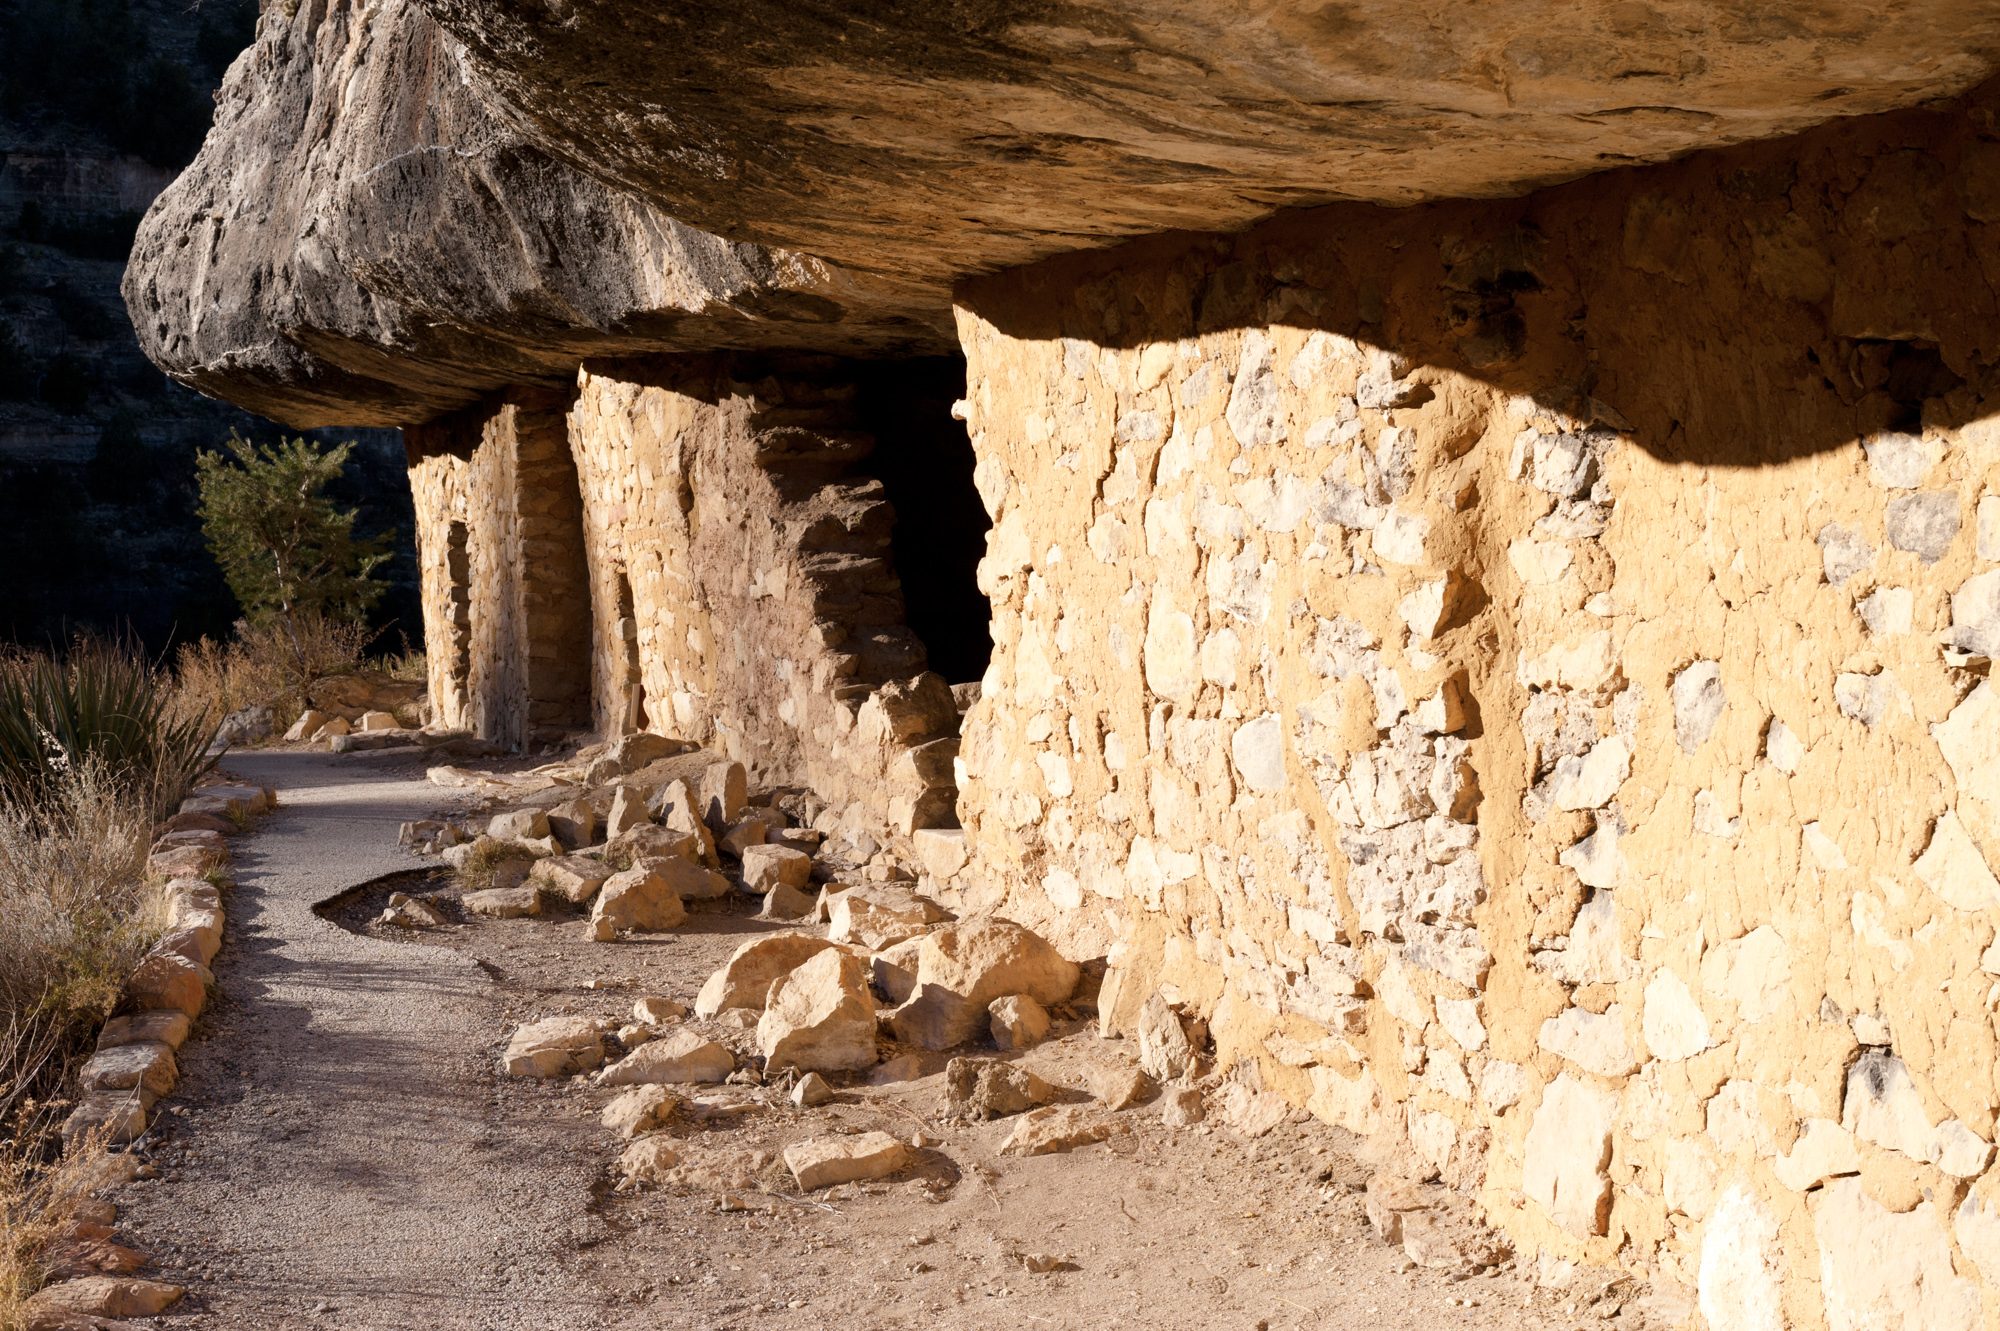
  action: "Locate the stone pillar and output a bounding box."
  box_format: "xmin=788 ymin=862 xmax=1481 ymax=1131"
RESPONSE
xmin=406 ymin=387 xmax=592 ymax=748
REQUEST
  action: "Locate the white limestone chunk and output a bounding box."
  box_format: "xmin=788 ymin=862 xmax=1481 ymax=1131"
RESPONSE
xmin=1548 ymin=736 xmax=1630 ymax=811
xmin=1670 ymin=660 xmax=1725 ymax=752
xmin=1537 ymin=1005 xmax=1638 ymax=1078
xmin=1371 ymin=509 xmax=1431 ymax=566
xmin=1951 ymin=568 xmax=2000 ymax=656
xmin=1913 ymin=809 xmax=2000 ymax=912
xmin=1775 ymin=1118 xmax=1862 ymax=1191
xmin=1698 ymin=1187 xmax=1785 ymax=1331
xmin=1862 ymin=431 xmax=1938 ymax=489
xmin=1642 ymin=970 xmax=1711 ymax=1061
xmin=1856 ymin=585 xmax=1913 ymax=636
xmin=1764 ymin=718 xmax=1804 ymax=774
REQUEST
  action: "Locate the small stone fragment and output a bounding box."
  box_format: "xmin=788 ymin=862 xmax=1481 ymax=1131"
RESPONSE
xmin=943 ymin=1056 xmax=1057 ymax=1120
xmin=597 ymin=1029 xmax=735 ymax=1086
xmin=462 ymin=886 xmax=542 ymax=919
xmin=791 ymin=1072 xmax=835 ymax=1107
xmin=1000 ymin=1105 xmax=1124 ymax=1156
xmin=632 ymin=995 xmax=688 ymax=1024
xmin=501 ymin=1016 xmax=605 ymax=1078
xmin=601 ymin=1085 xmax=678 ymax=1138
xmin=988 ymin=994 xmax=1052 ymax=1051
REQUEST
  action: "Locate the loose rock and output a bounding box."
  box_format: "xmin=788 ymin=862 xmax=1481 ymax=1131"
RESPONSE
xmin=758 ymin=949 xmax=880 ymax=1073
xmin=784 ymin=1131 xmax=910 ymax=1190
xmin=501 ymin=1016 xmax=606 ymax=1078
xmin=597 ymin=1029 xmax=734 ymax=1085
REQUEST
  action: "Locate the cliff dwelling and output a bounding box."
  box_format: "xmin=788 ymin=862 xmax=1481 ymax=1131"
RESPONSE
xmin=87 ymin=0 xmax=2000 ymax=1326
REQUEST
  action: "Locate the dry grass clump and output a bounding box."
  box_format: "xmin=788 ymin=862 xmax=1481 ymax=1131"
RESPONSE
xmin=171 ymin=614 xmax=376 ymax=733
xmin=0 ymin=655 xmax=178 ymax=1326
xmin=458 ymin=838 xmax=531 ymax=891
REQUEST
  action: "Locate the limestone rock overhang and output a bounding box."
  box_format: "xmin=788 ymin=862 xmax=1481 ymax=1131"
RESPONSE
xmin=419 ymin=0 xmax=2000 ymax=289
xmin=121 ymin=0 xmax=950 ymax=429
xmin=124 ymin=0 xmax=2000 ymax=428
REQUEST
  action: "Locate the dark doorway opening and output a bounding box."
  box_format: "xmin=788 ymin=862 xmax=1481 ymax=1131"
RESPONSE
xmin=855 ymin=356 xmax=992 ymax=687
xmin=445 ymin=519 xmax=472 ymax=700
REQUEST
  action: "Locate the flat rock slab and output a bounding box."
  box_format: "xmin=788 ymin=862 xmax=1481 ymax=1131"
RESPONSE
xmin=463 ymin=886 xmax=543 ymax=918
xmin=783 ymin=1131 xmax=910 ymax=1191
xmin=596 ymin=1030 xmax=734 ymax=1086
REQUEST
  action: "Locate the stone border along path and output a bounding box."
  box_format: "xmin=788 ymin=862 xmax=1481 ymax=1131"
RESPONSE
xmin=108 ymin=750 xmax=635 ymax=1331
xmin=24 ymin=776 xmax=269 ymax=1328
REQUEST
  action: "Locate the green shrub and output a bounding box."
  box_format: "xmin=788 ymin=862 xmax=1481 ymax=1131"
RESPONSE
xmin=0 ymin=642 xmax=216 ymax=815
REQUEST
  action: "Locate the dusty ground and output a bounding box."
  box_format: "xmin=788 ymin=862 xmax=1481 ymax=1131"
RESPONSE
xmin=117 ymin=748 xmax=1654 ymax=1331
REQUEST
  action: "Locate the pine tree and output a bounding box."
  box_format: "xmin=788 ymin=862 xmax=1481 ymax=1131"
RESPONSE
xmin=195 ymin=432 xmax=390 ymax=689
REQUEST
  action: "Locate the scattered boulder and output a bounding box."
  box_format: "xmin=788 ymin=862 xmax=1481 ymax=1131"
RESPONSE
xmin=784 ymin=1131 xmax=909 ymax=1190
xmin=618 ymin=1136 xmax=681 ymax=1186
xmin=740 ymin=844 xmax=812 ymax=895
xmin=943 ymin=1056 xmax=1057 ymax=1120
xmin=601 ymin=1086 xmax=679 ymax=1138
xmin=313 ymin=716 xmax=353 ymax=741
xmin=1136 ymin=992 xmax=1200 ymax=1081
xmin=762 ymin=881 xmax=815 ymax=919
xmin=589 ymin=868 xmax=687 ymax=935
xmin=827 ymin=884 xmax=947 ymax=950
xmin=758 ymin=949 xmax=880 ymax=1074
xmin=1160 ymin=1085 xmax=1207 ymax=1127
xmin=792 ymin=1072 xmax=835 ymax=1107
xmin=999 ymin=1105 xmax=1124 ymax=1156
xmin=870 ymin=936 xmax=925 ymax=1004
xmin=989 ymin=994 xmax=1052 ymax=1051
xmin=647 ymin=855 xmax=732 ymax=901
xmin=1089 ymin=1065 xmax=1155 ymax=1111
xmin=488 ymin=808 xmax=550 ymax=841
xmin=501 ymin=1016 xmax=606 ymax=1077
xmin=284 ymin=709 xmax=331 ymax=743
xmin=699 ymin=759 xmax=748 ymax=829
xmin=888 ymin=919 xmax=1079 ymax=1050
xmin=547 ymin=799 xmax=599 ymax=850
xmin=216 ymin=705 xmax=275 ymax=746
xmin=378 ymin=891 xmax=447 ymax=929
xmin=357 ymin=709 xmax=401 ymax=732
xmin=462 ymin=886 xmax=543 ymax=919
xmin=597 ymin=1029 xmax=734 ymax=1085
xmin=605 ymin=784 xmax=651 ymax=840
xmin=695 ymin=935 xmax=838 ymax=1015
xmin=24 ymin=1276 xmax=183 ymax=1320
xmin=632 ymin=995 xmax=688 ymax=1024
xmin=722 ymin=816 xmax=768 ymax=857
xmin=532 ymin=855 xmax=613 ymax=905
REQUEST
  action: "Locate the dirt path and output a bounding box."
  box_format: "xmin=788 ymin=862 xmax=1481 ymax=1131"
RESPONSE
xmin=119 ymin=750 xmax=1636 ymax=1331
xmin=120 ymin=750 xmax=627 ymax=1331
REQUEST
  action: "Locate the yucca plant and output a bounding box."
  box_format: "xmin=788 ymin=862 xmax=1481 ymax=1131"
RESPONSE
xmin=0 ymin=642 xmax=216 ymax=816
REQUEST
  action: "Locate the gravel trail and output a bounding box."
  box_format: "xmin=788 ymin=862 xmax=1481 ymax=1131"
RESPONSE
xmin=119 ymin=750 xmax=627 ymax=1331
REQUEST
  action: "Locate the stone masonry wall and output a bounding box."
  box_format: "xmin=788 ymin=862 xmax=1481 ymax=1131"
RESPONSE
xmin=563 ymin=355 xmax=962 ymax=837
xmin=946 ymin=87 xmax=2000 ymax=1328
xmin=407 ymin=388 xmax=593 ymax=747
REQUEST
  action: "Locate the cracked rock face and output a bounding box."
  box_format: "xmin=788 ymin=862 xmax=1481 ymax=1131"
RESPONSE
xmin=419 ymin=0 xmax=2000 ymax=293
xmin=122 ymin=0 xmax=947 ymax=427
